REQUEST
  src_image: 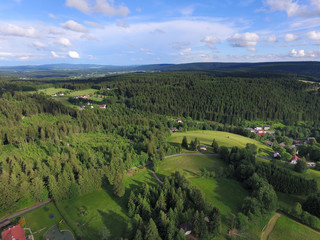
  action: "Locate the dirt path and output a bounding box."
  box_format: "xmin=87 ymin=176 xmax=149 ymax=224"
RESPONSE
xmin=261 ymin=213 xmax=281 ymax=240
xmin=0 ymin=199 xmax=52 ymax=224
xmin=151 ymin=170 xmax=163 ymax=184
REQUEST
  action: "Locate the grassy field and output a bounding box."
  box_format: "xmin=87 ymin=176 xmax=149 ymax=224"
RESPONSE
xmin=268 ymin=215 xmax=320 ymax=240
xmin=67 ymin=89 xmax=97 ymax=97
xmin=157 ymin=154 xmax=225 ymax=178
xmin=36 ymin=88 xmax=69 ymax=95
xmin=277 ymin=192 xmax=306 ymax=211
xmin=168 ymin=130 xmax=272 ymax=154
xmin=17 ymin=202 xmax=70 ymax=240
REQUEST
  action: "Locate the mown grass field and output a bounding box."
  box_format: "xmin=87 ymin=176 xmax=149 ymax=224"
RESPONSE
xmin=268 ymin=215 xmax=320 ymax=240
xmin=168 ymin=130 xmax=272 ymax=154
xmin=36 ymin=87 xmax=69 ymax=95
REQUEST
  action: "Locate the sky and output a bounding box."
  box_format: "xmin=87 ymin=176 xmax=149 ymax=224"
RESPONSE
xmin=0 ymin=0 xmax=320 ymax=65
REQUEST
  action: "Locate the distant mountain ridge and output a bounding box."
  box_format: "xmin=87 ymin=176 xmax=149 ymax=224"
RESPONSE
xmin=0 ymin=61 xmax=319 ymax=80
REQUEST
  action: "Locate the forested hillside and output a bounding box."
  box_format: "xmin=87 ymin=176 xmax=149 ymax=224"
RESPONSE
xmin=113 ymin=72 xmax=320 ymax=126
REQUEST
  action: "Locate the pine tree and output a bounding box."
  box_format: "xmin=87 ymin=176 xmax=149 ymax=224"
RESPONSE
xmin=212 ymin=138 xmax=219 ymax=153
xmin=144 ymin=218 xmax=161 ymax=240
xmin=113 ymin=173 xmax=125 ymax=197
xmin=181 ymin=136 xmax=188 ymax=149
xmin=134 ymin=229 xmax=143 ymax=240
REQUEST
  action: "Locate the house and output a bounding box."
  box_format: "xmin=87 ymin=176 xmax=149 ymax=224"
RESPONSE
xmin=99 ymin=104 xmax=106 ymax=109
xmin=180 ymin=223 xmax=192 ymax=235
xmin=59 ymin=92 xmax=64 ymax=96
xmin=265 ymin=141 xmax=273 ymax=147
xmin=264 ymin=125 xmax=270 ymax=130
xmin=177 ymin=118 xmax=183 ymax=123
xmin=255 ymin=127 xmax=262 ymax=131
xmin=1 ymin=224 xmax=26 ymax=240
xmin=290 ymin=155 xmax=299 ymax=164
xmin=82 ymin=95 xmax=89 ymax=99
xmin=200 ymin=145 xmax=207 ymax=151
xmin=51 ymin=94 xmax=57 ymax=97
xmin=273 ymin=152 xmax=281 ymax=158
xmin=257 ymin=130 xmax=266 ymax=135
xmin=307 ymin=162 xmax=316 ymax=168
xmin=170 ymin=127 xmax=179 ymax=132
xmin=80 ymin=105 xmax=85 ymax=110
xmin=279 ymin=142 xmax=286 ymax=148
xmin=0 ymin=220 xmax=10 ymax=229
xmin=293 ymin=140 xmax=302 ymax=145
xmin=86 ymin=102 xmax=92 ymax=105
xmin=247 ymin=128 xmax=256 ymax=133
xmin=90 ymin=105 xmax=94 ymax=109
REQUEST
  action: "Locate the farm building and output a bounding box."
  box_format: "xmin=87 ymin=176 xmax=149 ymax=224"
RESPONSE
xmin=1 ymin=224 xmax=26 ymax=240
xmin=200 ymin=145 xmax=207 ymax=151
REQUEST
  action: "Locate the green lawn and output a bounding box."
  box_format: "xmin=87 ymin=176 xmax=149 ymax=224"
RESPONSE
xmin=67 ymin=89 xmax=97 ymax=97
xmin=168 ymin=130 xmax=272 ymax=154
xmin=36 ymin=88 xmax=70 ymax=95
xmin=157 ymin=154 xmax=225 ymax=178
xmin=277 ymin=192 xmax=306 ymax=211
xmin=18 ymin=202 xmax=69 ymax=240
xmin=268 ymin=215 xmax=320 ymax=240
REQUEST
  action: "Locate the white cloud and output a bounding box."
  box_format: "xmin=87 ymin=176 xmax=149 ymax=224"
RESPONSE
xmin=0 ymin=23 xmax=36 ymax=37
xmin=19 ymin=56 xmax=30 ymax=60
xmin=85 ymin=21 xmax=104 ymax=29
xmin=267 ymin=35 xmax=277 ymax=42
xmin=307 ymin=30 xmax=320 ymax=41
xmin=172 ymin=41 xmax=190 ymax=50
xmin=264 ymin=0 xmax=320 ymax=18
xmin=284 ymin=33 xmax=299 ymax=42
xmin=116 ymin=19 xmax=130 ymax=28
xmin=201 ymin=36 xmax=220 ymax=49
xmin=179 ymin=48 xmax=192 ymax=56
xmin=66 ymin=0 xmax=130 ymax=17
xmin=140 ymin=48 xmax=153 ymax=55
xmin=33 ymin=41 xmax=47 ymax=48
xmin=68 ymin=51 xmax=80 ymax=59
xmin=49 ymin=13 xmax=56 ymax=19
xmin=49 ymin=27 xmax=65 ymax=35
xmin=56 ymin=38 xmax=72 ymax=47
xmin=81 ymin=34 xmax=97 ymax=41
xmin=51 ymin=51 xmax=65 ymax=59
xmin=180 ymin=6 xmax=194 ymax=16
xmin=62 ymin=20 xmax=88 ymax=33
xmin=289 ymin=49 xmax=317 ymax=57
xmin=228 ymin=32 xmax=260 ymax=48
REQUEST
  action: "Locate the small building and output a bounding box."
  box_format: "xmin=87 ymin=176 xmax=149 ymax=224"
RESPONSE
xmin=170 ymin=127 xmax=179 ymax=132
xmin=264 ymin=125 xmax=270 ymax=130
xmin=273 ymin=152 xmax=281 ymax=158
xmin=1 ymin=224 xmax=26 ymax=240
xmin=180 ymin=223 xmax=192 ymax=236
xmin=177 ymin=118 xmax=183 ymax=123
xmin=290 ymin=155 xmax=299 ymax=165
xmin=99 ymin=104 xmax=106 ymax=109
xmin=307 ymin=162 xmax=316 ymax=168
xmin=90 ymin=105 xmax=94 ymax=109
xmin=59 ymin=92 xmax=64 ymax=96
xmin=86 ymin=102 xmax=92 ymax=105
xmin=279 ymin=142 xmax=286 ymax=148
xmin=265 ymin=141 xmax=273 ymax=147
xmin=51 ymin=94 xmax=57 ymax=97
xmin=255 ymin=127 xmax=262 ymax=131
xmin=200 ymin=145 xmax=207 ymax=151
xmin=257 ymin=130 xmax=266 ymax=135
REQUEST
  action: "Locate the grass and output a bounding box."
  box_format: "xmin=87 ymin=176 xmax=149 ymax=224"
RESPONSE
xmin=168 ymin=130 xmax=272 ymax=154
xmin=157 ymin=154 xmax=225 ymax=178
xmin=268 ymin=215 xmax=320 ymax=240
xmin=35 ymin=88 xmax=69 ymax=95
xmin=56 ymin=169 xmax=156 ymax=240
xmin=67 ymin=89 xmax=97 ymax=97
xmin=17 ymin=202 xmax=69 ymax=240
xmin=277 ymin=192 xmax=306 ymax=211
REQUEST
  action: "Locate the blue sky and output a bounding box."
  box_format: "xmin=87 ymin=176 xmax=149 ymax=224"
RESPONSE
xmin=0 ymin=0 xmax=320 ymax=65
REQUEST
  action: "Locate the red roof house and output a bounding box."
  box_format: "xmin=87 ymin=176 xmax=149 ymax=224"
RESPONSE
xmin=99 ymin=104 xmax=106 ymax=109
xmin=1 ymin=224 xmax=26 ymax=240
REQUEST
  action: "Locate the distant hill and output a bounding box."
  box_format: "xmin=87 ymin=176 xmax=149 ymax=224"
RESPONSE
xmin=0 ymin=61 xmax=319 ymax=80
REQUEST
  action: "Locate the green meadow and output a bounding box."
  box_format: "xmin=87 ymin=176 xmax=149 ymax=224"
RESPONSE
xmin=168 ymin=130 xmax=272 ymax=154
xmin=268 ymin=215 xmax=320 ymax=240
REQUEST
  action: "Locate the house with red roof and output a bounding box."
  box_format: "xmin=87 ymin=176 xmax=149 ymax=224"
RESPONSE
xmin=290 ymin=155 xmax=299 ymax=164
xmin=99 ymin=104 xmax=106 ymax=109
xmin=1 ymin=224 xmax=26 ymax=240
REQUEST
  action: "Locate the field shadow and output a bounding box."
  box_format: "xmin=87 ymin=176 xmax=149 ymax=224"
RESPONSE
xmin=98 ymin=210 xmax=131 ymax=239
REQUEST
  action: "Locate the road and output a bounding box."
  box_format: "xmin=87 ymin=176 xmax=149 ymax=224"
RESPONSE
xmin=164 ymin=152 xmax=218 ymax=158
xmin=0 ymin=199 xmax=52 ymax=225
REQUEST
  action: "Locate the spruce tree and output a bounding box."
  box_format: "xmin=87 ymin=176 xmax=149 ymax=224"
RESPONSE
xmin=181 ymin=136 xmax=188 ymax=149
xmin=145 ymin=218 xmax=161 ymax=240
xmin=113 ymin=173 xmax=125 ymax=197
